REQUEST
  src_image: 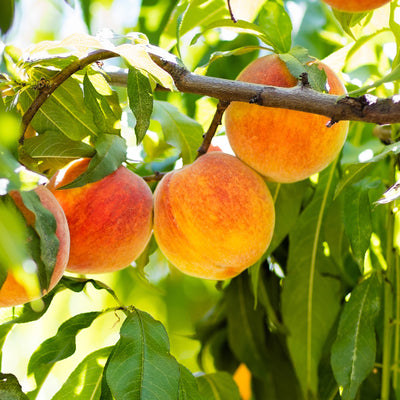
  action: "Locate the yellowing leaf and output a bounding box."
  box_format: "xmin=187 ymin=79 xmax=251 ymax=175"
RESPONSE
xmin=116 ymin=44 xmax=175 ymax=90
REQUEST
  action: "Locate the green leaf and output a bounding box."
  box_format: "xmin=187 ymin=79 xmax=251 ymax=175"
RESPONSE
xmin=0 ymin=197 xmax=28 ymax=285
xmin=335 ymin=163 xmax=375 ymax=199
xmin=23 ymin=131 xmax=95 ymax=159
xmin=52 ymin=346 xmax=113 ymax=400
xmin=116 ymin=44 xmax=175 ymax=90
xmin=347 ymin=63 xmax=400 ymax=96
xmin=59 ymin=134 xmax=127 ymax=189
xmin=281 ymin=163 xmax=342 ymax=399
xmin=19 ymin=190 xmax=59 ymax=291
xmin=179 ymin=0 xmax=227 ymax=39
xmin=28 ymin=311 xmax=103 ymax=396
xmin=267 ymin=181 xmax=309 ymax=253
xmin=331 ymin=273 xmax=381 ymax=400
xmin=178 ymin=365 xmax=201 ymax=400
xmin=18 ymin=70 xmax=100 ymax=140
xmin=83 ymin=74 xmax=121 ymax=135
xmin=332 ymin=9 xmax=370 ymax=40
xmin=106 ymin=309 xmax=181 ymax=400
xmin=151 ymin=101 xmax=203 ymax=165
xmin=225 ymin=274 xmax=269 ymax=380
xmin=59 ymin=276 xmax=119 ymax=300
xmin=0 ymin=0 xmax=14 ymax=34
xmin=342 ymin=184 xmax=372 ymax=264
xmin=0 ymin=373 xmax=29 ymax=400
xmin=127 ymin=68 xmax=153 ymax=145
xmin=279 ymin=46 xmax=327 ymax=92
xmin=196 ymin=372 xmax=241 ymax=400
xmin=191 ymin=19 xmax=274 ymax=49
xmin=258 ymin=0 xmax=292 ymax=53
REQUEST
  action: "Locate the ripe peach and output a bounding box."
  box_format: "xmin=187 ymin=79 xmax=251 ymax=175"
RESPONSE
xmin=47 ymin=158 xmax=153 ymax=274
xmin=1 ymin=186 xmax=70 ymax=307
xmin=153 ymin=152 xmax=275 ymax=280
xmin=233 ymin=364 xmax=252 ymax=400
xmin=321 ymin=0 xmax=390 ymax=12
xmin=224 ymin=54 xmax=349 ymax=183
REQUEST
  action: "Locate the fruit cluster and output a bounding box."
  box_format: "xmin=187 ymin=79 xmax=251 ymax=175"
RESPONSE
xmin=2 ymin=53 xmax=349 ymax=308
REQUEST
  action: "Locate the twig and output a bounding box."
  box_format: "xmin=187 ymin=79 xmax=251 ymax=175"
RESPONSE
xmin=20 ymin=49 xmax=118 ymax=143
xmin=197 ymin=100 xmax=230 ymax=158
xmin=227 ymin=0 xmax=237 ymax=23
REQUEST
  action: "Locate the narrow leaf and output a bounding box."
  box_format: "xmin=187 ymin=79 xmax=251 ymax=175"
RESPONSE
xmin=20 ymin=190 xmax=59 ymax=291
xmin=83 ymin=74 xmax=121 ymax=135
xmin=196 ymin=372 xmax=241 ymax=400
xmin=28 ymin=311 xmax=103 ymax=395
xmin=335 ymin=163 xmax=375 ymax=199
xmin=127 ymin=68 xmax=153 ymax=145
xmin=331 ymin=274 xmax=381 ymax=400
xmin=23 ymin=131 xmax=95 ymax=159
xmin=191 ymin=18 xmax=275 ymax=48
xmin=225 ymin=274 xmax=269 ymax=380
xmin=343 ymin=184 xmax=372 ymax=264
xmin=106 ymin=309 xmax=181 ymax=400
xmin=151 ymin=101 xmax=203 ymax=165
xmin=267 ymin=181 xmax=308 ymax=253
xmin=52 ymin=346 xmax=113 ymax=400
xmin=59 ymin=134 xmax=127 ymax=189
xmin=179 ymin=0 xmax=227 ymax=39
xmin=178 ymin=365 xmax=201 ymax=400
xmin=116 ymin=44 xmax=174 ymax=90
xmin=281 ymin=163 xmax=342 ymax=399
xmin=0 ymin=0 xmax=14 ymax=35
xmin=28 ymin=311 xmax=102 ymax=387
xmin=258 ymin=0 xmax=292 ymax=53
xmin=18 ymin=70 xmax=100 ymax=140
xmin=332 ymin=9 xmax=370 ymax=40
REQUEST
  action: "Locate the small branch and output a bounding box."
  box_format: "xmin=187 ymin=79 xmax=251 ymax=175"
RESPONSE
xmin=20 ymin=49 xmax=119 ymax=143
xmin=227 ymin=0 xmax=237 ymax=23
xmin=197 ymin=100 xmax=230 ymax=158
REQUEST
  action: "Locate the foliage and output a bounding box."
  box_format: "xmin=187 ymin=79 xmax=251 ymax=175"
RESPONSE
xmin=0 ymin=0 xmax=400 ymax=399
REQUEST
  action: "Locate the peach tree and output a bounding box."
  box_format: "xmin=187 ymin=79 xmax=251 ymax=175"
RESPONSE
xmin=1 ymin=0 xmax=400 ymax=399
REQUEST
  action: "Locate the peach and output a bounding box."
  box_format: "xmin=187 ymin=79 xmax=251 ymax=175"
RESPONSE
xmin=321 ymin=0 xmax=390 ymax=12
xmin=153 ymin=152 xmax=275 ymax=280
xmin=224 ymin=54 xmax=349 ymax=183
xmin=233 ymin=364 xmax=252 ymax=400
xmin=1 ymin=186 xmax=70 ymax=307
xmin=47 ymin=158 xmax=153 ymax=274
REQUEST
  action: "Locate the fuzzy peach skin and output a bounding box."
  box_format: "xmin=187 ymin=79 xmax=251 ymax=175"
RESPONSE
xmin=47 ymin=158 xmax=153 ymax=274
xmin=1 ymin=186 xmax=70 ymax=307
xmin=225 ymin=54 xmax=349 ymax=183
xmin=153 ymin=152 xmax=275 ymax=280
xmin=321 ymin=0 xmax=390 ymax=12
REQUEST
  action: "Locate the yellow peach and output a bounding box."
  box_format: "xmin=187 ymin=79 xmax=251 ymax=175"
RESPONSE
xmin=153 ymin=152 xmax=275 ymax=280
xmin=225 ymin=54 xmax=349 ymax=183
xmin=47 ymin=158 xmax=153 ymax=274
xmin=1 ymin=186 xmax=70 ymax=307
xmin=321 ymin=0 xmax=390 ymax=12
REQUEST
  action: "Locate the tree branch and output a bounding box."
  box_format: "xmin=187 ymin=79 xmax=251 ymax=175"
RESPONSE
xmin=20 ymin=49 xmax=119 ymax=143
xmin=108 ymin=49 xmax=400 ymax=126
xmin=197 ymin=100 xmax=230 ymax=158
xmin=20 ymin=45 xmax=400 ymax=147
